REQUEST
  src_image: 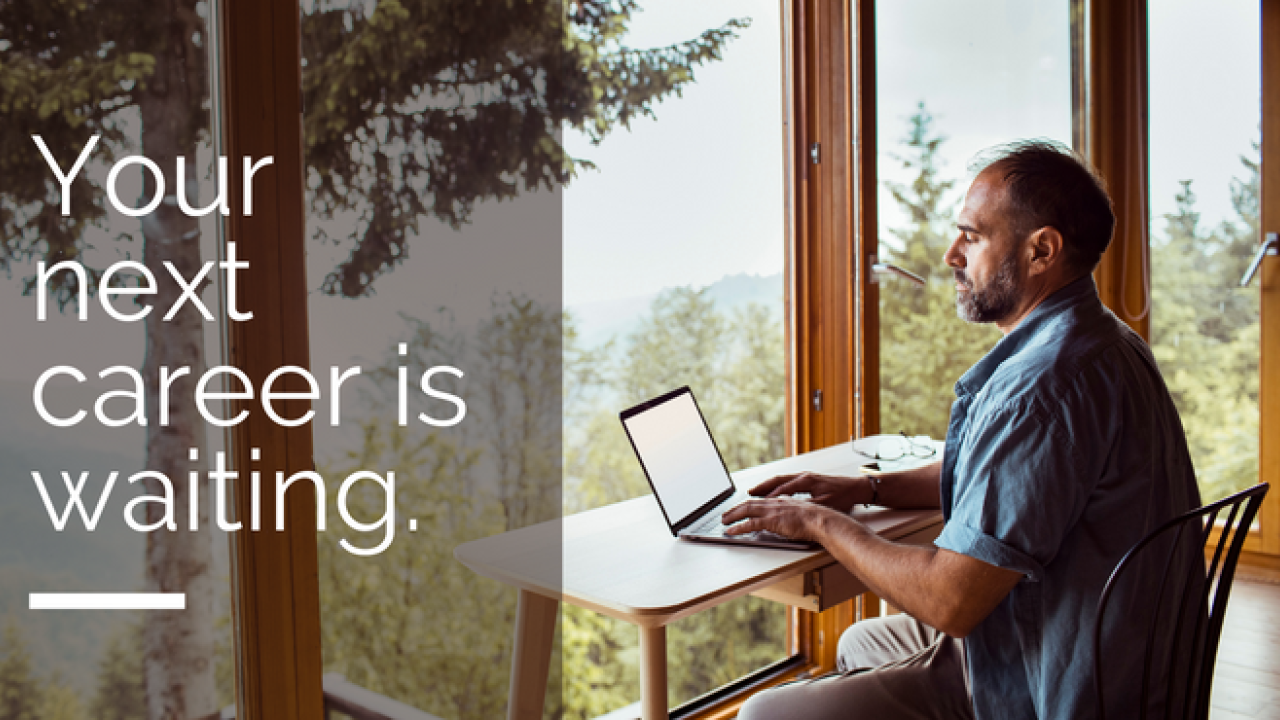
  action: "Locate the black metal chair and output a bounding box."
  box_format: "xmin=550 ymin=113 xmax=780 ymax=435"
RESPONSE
xmin=1094 ymin=482 xmax=1269 ymax=720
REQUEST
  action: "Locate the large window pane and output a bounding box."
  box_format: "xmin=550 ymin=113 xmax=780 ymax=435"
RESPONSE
xmin=300 ymin=1 xmax=786 ymax=717
xmin=875 ymin=0 xmax=1073 ymax=439
xmin=0 ymin=1 xmax=238 ymax=717
xmin=562 ymin=0 xmax=789 ymax=713
xmin=1149 ymin=0 xmax=1261 ymax=502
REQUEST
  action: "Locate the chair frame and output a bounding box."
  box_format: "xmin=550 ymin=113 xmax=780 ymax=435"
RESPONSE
xmin=1093 ymin=482 xmax=1270 ymax=720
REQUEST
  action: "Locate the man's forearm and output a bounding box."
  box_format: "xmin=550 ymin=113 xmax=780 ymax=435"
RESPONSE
xmin=863 ymin=459 xmax=943 ymax=509
xmin=811 ymin=509 xmax=1018 ymax=638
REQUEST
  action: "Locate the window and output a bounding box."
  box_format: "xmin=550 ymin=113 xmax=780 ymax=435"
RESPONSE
xmin=562 ymin=0 xmax=792 ymax=713
xmin=1148 ymin=0 xmax=1261 ymax=504
xmin=0 ymin=3 xmax=238 ymax=718
xmin=873 ymin=0 xmax=1074 ymax=440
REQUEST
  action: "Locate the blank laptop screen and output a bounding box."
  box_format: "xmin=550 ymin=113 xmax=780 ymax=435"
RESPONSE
xmin=623 ymin=391 xmax=733 ymax=525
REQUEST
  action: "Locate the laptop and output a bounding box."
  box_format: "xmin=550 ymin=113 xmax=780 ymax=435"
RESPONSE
xmin=620 ymin=386 xmax=816 ymax=550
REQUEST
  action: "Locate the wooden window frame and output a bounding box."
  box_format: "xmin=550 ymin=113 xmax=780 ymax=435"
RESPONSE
xmin=1252 ymin=0 xmax=1280 ymax=563
xmin=218 ymin=1 xmax=325 ymax=719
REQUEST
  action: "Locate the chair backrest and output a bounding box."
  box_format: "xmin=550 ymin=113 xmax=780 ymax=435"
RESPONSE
xmin=1094 ymin=483 xmax=1269 ymax=720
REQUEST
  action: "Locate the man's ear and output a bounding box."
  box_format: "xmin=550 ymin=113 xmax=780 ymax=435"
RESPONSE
xmin=1025 ymin=226 xmax=1065 ymax=277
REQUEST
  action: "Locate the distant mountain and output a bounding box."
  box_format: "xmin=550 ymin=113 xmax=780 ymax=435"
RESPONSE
xmin=567 ymin=272 xmax=783 ymax=350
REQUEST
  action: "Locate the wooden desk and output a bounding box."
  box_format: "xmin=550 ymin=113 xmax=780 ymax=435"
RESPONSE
xmin=455 ymin=442 xmax=943 ymax=720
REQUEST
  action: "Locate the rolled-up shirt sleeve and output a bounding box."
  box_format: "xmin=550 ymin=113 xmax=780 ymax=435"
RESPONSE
xmin=935 ymin=395 xmax=1100 ymax=583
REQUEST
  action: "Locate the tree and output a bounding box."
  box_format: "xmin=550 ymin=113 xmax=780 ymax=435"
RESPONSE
xmin=878 ymin=103 xmax=999 ymax=439
xmin=89 ymin=620 xmax=147 ymax=720
xmin=0 ymin=622 xmax=40 ymax=720
xmin=317 ymin=297 xmax=567 ymax=719
xmin=36 ymin=674 xmax=83 ymax=720
xmin=1150 ymin=147 xmax=1261 ymax=502
xmin=0 ymin=2 xmax=744 ymax=716
xmin=560 ymin=287 xmax=789 ymax=715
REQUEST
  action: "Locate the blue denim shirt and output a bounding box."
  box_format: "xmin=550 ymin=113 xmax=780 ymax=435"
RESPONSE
xmin=934 ymin=274 xmax=1201 ymax=719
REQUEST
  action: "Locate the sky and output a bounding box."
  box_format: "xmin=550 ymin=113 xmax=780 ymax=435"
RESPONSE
xmin=562 ymin=0 xmax=1262 ymax=306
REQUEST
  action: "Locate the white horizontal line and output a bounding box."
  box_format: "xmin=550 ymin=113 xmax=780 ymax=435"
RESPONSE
xmin=29 ymin=593 xmax=186 ymax=610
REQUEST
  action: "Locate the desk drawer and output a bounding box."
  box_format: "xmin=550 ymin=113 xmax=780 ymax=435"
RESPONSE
xmin=750 ymin=522 xmax=942 ymax=612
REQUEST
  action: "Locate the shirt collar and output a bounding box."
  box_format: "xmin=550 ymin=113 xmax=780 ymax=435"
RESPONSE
xmin=954 ymin=273 xmax=1101 ymax=397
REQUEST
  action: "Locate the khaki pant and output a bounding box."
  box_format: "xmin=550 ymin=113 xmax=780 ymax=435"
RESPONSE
xmin=737 ymin=615 xmax=974 ymax=720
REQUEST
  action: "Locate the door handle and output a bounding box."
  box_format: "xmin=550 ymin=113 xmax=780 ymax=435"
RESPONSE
xmin=871 ymin=261 xmax=926 ymax=286
xmin=1240 ymin=232 xmax=1279 ymax=287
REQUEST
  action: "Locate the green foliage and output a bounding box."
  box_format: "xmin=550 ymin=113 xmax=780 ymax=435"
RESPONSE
xmin=0 ymin=622 xmax=40 ymax=720
xmin=88 ymin=620 xmax=145 ymax=720
xmin=1149 ymin=147 xmax=1261 ymax=503
xmin=301 ymin=0 xmax=748 ymax=297
xmin=561 ymin=287 xmax=789 ymax=716
xmin=318 ymin=296 xmax=562 ymax=720
xmin=35 ymin=677 xmax=81 ymax=720
xmin=0 ymin=622 xmax=79 ymax=720
xmin=1 ymin=0 xmax=745 ymax=302
xmin=878 ymin=104 xmax=1000 ymax=439
xmin=319 ymin=419 xmax=513 ymax=719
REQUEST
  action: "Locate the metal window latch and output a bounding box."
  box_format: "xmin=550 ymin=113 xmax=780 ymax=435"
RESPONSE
xmin=869 ymin=255 xmax=926 ymax=286
xmin=812 ymin=389 xmax=823 ymax=412
xmin=1240 ymin=232 xmax=1279 ymax=287
xmin=810 ymin=142 xmax=820 ymax=165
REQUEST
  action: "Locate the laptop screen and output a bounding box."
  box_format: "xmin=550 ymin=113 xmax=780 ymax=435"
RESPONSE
xmin=622 ymin=389 xmax=734 ymax=526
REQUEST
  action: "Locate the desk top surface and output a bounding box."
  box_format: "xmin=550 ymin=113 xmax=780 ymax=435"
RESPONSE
xmin=455 ymin=442 xmax=943 ymax=626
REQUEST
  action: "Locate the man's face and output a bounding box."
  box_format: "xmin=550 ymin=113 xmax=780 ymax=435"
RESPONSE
xmin=945 ymin=169 xmax=1025 ymax=324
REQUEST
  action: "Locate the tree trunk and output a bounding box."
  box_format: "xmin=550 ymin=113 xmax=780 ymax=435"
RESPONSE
xmin=137 ymin=3 xmax=218 ymax=716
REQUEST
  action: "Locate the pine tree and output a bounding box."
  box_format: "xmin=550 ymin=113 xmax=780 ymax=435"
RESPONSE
xmin=1150 ymin=146 xmax=1262 ymax=502
xmin=0 ymin=622 xmax=40 ymax=720
xmin=89 ymin=621 xmax=146 ymax=720
xmin=879 ymin=103 xmax=1000 ymax=439
xmin=37 ymin=674 xmax=84 ymax=720
xmin=560 ymin=286 xmax=790 ymax=716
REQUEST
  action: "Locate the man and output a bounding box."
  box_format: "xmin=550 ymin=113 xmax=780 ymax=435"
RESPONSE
xmin=727 ymin=140 xmax=1201 ymax=719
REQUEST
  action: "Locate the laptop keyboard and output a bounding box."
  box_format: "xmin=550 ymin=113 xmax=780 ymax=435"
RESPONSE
xmin=682 ymin=496 xmax=761 ymax=540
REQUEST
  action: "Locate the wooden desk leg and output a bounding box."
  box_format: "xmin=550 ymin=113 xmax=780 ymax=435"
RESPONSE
xmin=638 ymin=624 xmax=668 ymax=720
xmin=508 ymin=589 xmax=559 ymax=720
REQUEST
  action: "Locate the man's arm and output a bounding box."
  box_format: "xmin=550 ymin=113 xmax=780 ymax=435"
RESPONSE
xmin=749 ymin=459 xmax=944 ymax=511
xmin=725 ymin=467 xmax=1023 ymax=638
xmin=812 ymin=510 xmax=1021 ymax=637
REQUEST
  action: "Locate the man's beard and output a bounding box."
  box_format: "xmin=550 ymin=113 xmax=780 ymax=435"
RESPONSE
xmin=955 ymin=252 xmax=1021 ymax=323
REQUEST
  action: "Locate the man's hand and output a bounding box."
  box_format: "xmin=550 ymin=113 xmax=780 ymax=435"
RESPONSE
xmin=728 ymin=495 xmax=1022 ymax=637
xmin=748 ymin=472 xmax=868 ymax=513
xmin=721 ymin=496 xmax=843 ymax=542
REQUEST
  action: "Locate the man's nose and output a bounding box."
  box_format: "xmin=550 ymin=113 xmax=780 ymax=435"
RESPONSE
xmin=943 ymin=234 xmax=965 ymax=268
